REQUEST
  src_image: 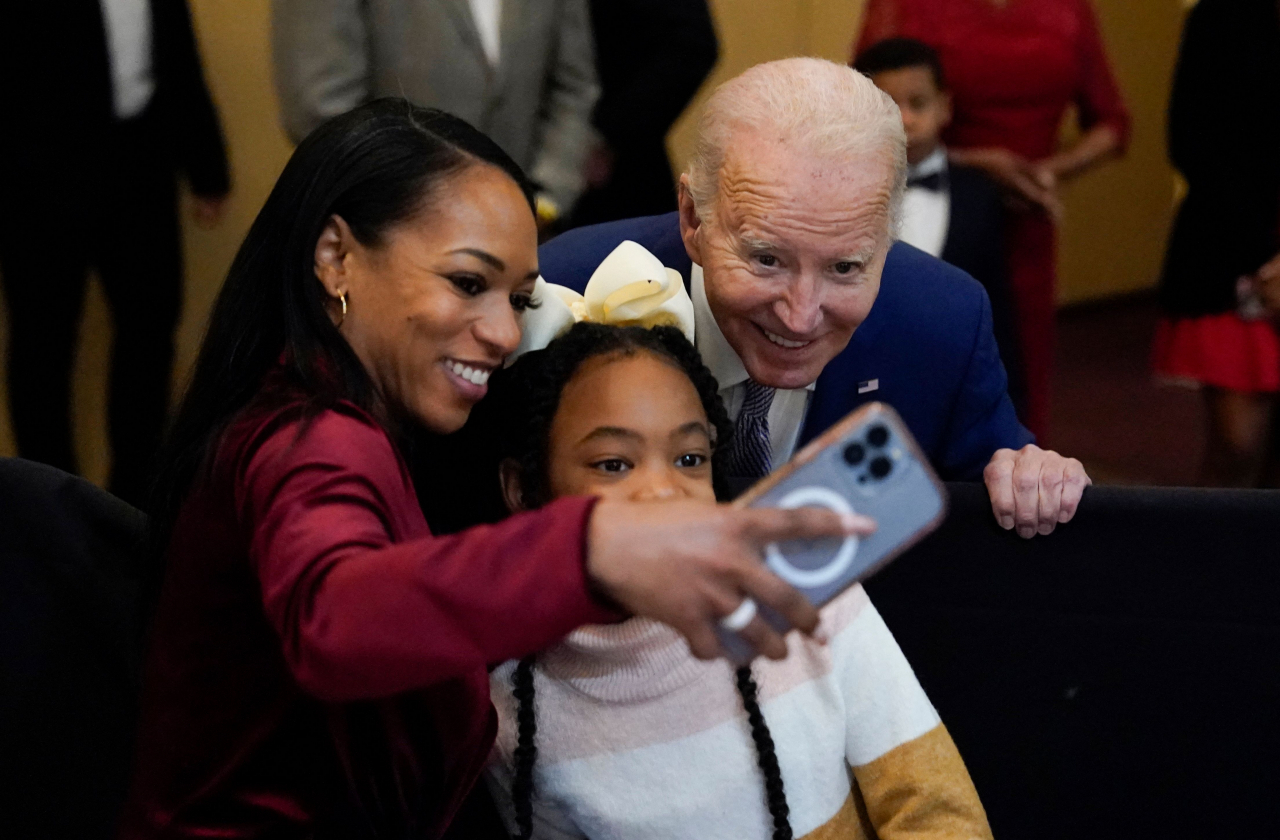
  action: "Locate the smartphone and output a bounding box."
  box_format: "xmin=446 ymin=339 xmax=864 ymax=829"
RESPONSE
xmin=717 ymin=402 xmax=948 ymax=662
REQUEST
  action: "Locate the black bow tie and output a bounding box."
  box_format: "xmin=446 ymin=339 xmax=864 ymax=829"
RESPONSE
xmin=907 ymin=171 xmax=946 ymax=192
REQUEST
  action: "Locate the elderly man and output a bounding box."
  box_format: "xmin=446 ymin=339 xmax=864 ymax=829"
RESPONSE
xmin=539 ymin=57 xmax=1090 ymax=537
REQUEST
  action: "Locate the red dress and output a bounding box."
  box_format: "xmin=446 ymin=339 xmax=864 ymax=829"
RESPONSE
xmin=1152 ymin=312 xmax=1280 ymax=392
xmin=118 ymin=398 xmax=613 ymax=838
xmin=856 ymin=0 xmax=1131 ymax=439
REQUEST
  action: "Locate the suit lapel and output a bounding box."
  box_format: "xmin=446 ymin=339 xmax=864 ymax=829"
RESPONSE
xmin=799 ymin=344 xmax=869 ymax=448
xmin=440 ymin=0 xmax=493 ymax=74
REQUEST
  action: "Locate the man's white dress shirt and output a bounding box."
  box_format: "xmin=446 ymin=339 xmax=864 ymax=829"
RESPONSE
xmin=99 ymin=0 xmax=155 ymax=119
xmin=468 ymin=0 xmax=503 ymax=67
xmin=898 ymin=147 xmax=950 ymax=259
xmin=691 ymin=265 xmax=816 ymax=467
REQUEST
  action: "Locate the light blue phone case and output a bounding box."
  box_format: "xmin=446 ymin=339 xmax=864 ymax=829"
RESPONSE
xmin=718 ymin=403 xmax=948 ymax=663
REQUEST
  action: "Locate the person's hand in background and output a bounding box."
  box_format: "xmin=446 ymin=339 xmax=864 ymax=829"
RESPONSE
xmin=1255 ymin=251 xmax=1280 ymax=315
xmin=950 ymin=146 xmax=1064 ymax=220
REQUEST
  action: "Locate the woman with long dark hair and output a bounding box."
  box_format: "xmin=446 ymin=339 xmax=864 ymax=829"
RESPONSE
xmin=118 ymin=100 xmax=858 ymax=839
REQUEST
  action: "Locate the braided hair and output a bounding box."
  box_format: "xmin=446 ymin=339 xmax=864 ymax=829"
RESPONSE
xmin=485 ymin=322 xmax=793 ymax=839
xmin=510 ymin=656 xmax=540 ymax=839
xmin=736 ymin=666 xmax=794 ymax=840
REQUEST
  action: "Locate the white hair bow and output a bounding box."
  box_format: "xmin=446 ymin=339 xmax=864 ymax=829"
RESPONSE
xmin=511 ymin=240 xmax=696 ymax=361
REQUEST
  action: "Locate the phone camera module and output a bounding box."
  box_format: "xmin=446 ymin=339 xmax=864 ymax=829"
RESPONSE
xmin=867 ymin=424 xmax=890 ymax=448
xmin=869 ymin=456 xmax=893 ymax=479
xmin=843 ymin=443 xmax=866 ymax=466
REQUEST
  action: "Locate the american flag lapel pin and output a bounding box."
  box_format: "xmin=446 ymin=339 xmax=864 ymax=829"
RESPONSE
xmin=857 ymin=378 xmax=880 ymax=395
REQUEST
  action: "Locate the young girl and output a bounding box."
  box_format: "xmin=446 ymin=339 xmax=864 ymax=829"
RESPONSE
xmin=475 ymin=322 xmax=992 ymax=840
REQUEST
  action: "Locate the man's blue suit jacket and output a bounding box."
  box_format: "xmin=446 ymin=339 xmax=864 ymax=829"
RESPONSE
xmin=538 ymin=212 xmax=1033 ymax=481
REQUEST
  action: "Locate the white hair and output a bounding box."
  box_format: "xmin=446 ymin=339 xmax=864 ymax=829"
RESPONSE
xmin=686 ymin=57 xmax=907 ymax=234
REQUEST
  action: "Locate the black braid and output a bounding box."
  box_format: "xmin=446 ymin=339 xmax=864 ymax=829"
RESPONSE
xmin=735 ymin=666 xmax=794 ymax=840
xmin=511 ymin=656 xmax=539 ymax=840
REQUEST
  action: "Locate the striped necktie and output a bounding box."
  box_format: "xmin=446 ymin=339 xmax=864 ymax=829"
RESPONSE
xmin=726 ymin=380 xmax=776 ymax=481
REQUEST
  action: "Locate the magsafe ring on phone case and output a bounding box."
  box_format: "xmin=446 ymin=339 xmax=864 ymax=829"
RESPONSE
xmin=763 ymin=486 xmax=860 ymax=588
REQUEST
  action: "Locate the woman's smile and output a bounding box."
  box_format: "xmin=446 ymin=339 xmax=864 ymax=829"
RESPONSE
xmin=443 ymin=357 xmax=496 ymax=400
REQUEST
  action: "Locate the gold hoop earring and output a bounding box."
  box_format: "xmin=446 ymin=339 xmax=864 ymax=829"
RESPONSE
xmin=337 ymin=292 xmax=348 ymax=327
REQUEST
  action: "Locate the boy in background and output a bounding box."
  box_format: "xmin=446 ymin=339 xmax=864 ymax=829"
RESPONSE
xmin=856 ymin=38 xmax=1026 ymax=416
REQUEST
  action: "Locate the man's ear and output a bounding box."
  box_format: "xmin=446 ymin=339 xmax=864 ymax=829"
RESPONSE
xmin=677 ymin=174 xmax=704 ymax=267
xmin=314 ymin=213 xmax=356 ymax=300
xmin=499 ymin=458 xmax=528 ymax=513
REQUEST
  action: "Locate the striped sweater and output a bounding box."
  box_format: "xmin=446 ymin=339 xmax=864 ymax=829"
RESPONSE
xmin=487 ymin=585 xmax=993 ymax=839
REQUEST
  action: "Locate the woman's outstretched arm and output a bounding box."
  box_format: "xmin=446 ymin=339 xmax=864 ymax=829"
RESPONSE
xmin=239 ymin=405 xmax=614 ymax=702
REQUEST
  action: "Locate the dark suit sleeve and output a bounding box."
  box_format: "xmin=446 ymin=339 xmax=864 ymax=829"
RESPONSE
xmin=157 ymin=0 xmax=230 ymax=197
xmin=590 ymin=0 xmax=718 ymax=153
xmin=938 ymin=289 xmax=1034 ymax=480
xmin=946 ymin=167 xmax=1025 ymax=414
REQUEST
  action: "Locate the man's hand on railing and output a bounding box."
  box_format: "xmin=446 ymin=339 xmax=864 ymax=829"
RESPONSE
xmin=983 ymin=445 xmax=1092 ymax=539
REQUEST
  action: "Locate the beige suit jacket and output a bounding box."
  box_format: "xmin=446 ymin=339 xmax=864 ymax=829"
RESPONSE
xmin=271 ymin=0 xmax=598 ymax=208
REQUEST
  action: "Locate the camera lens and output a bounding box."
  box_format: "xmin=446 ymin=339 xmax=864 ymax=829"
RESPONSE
xmin=843 ymin=442 xmax=866 ymax=465
xmin=869 ymin=456 xmax=892 ymax=479
xmin=867 ymin=424 xmax=890 ymax=447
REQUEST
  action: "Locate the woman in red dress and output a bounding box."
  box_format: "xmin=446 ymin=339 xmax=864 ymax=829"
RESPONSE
xmin=117 ymin=100 xmax=852 ymax=839
xmin=855 ymin=0 xmax=1130 ymax=440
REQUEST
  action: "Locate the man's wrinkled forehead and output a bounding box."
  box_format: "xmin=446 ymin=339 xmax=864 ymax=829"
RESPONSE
xmin=714 ymin=133 xmax=896 ymax=246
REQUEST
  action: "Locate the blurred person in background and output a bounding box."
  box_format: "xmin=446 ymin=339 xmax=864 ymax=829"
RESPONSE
xmin=272 ymin=0 xmax=598 ymax=232
xmin=1153 ymin=0 xmax=1280 ymax=488
xmin=855 ymin=37 xmax=1026 ymax=419
xmin=571 ymin=0 xmax=719 ymax=226
xmin=0 ymin=0 xmax=230 ymax=505
xmin=854 ymin=0 xmax=1130 ymax=442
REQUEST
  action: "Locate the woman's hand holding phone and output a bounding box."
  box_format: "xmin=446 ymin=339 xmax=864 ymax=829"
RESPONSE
xmin=586 ymin=499 xmax=876 ymax=661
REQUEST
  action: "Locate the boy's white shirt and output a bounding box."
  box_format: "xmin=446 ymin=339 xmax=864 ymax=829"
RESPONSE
xmin=899 ymin=146 xmax=951 ymax=258
xmin=466 ymin=0 xmax=503 ymax=67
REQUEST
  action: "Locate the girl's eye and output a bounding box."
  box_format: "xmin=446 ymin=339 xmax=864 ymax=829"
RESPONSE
xmin=592 ymin=458 xmax=630 ymax=474
xmin=450 ymin=274 xmax=486 ymax=296
xmin=511 ymin=292 xmax=541 ymax=313
xmin=677 ymin=453 xmax=707 ymax=468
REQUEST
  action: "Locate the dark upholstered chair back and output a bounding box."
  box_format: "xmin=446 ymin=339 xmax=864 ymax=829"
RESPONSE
xmin=868 ymin=483 xmax=1280 ymax=839
xmin=0 ymin=459 xmax=148 ymax=840
xmin=1 ymin=462 xmax=1276 ymax=839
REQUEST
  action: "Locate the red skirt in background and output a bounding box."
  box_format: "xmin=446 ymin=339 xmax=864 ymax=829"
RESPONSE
xmin=1152 ymin=312 xmax=1280 ymax=393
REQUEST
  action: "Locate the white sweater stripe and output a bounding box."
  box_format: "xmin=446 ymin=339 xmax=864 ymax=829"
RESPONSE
xmin=488 ymin=586 xmax=941 ymax=839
